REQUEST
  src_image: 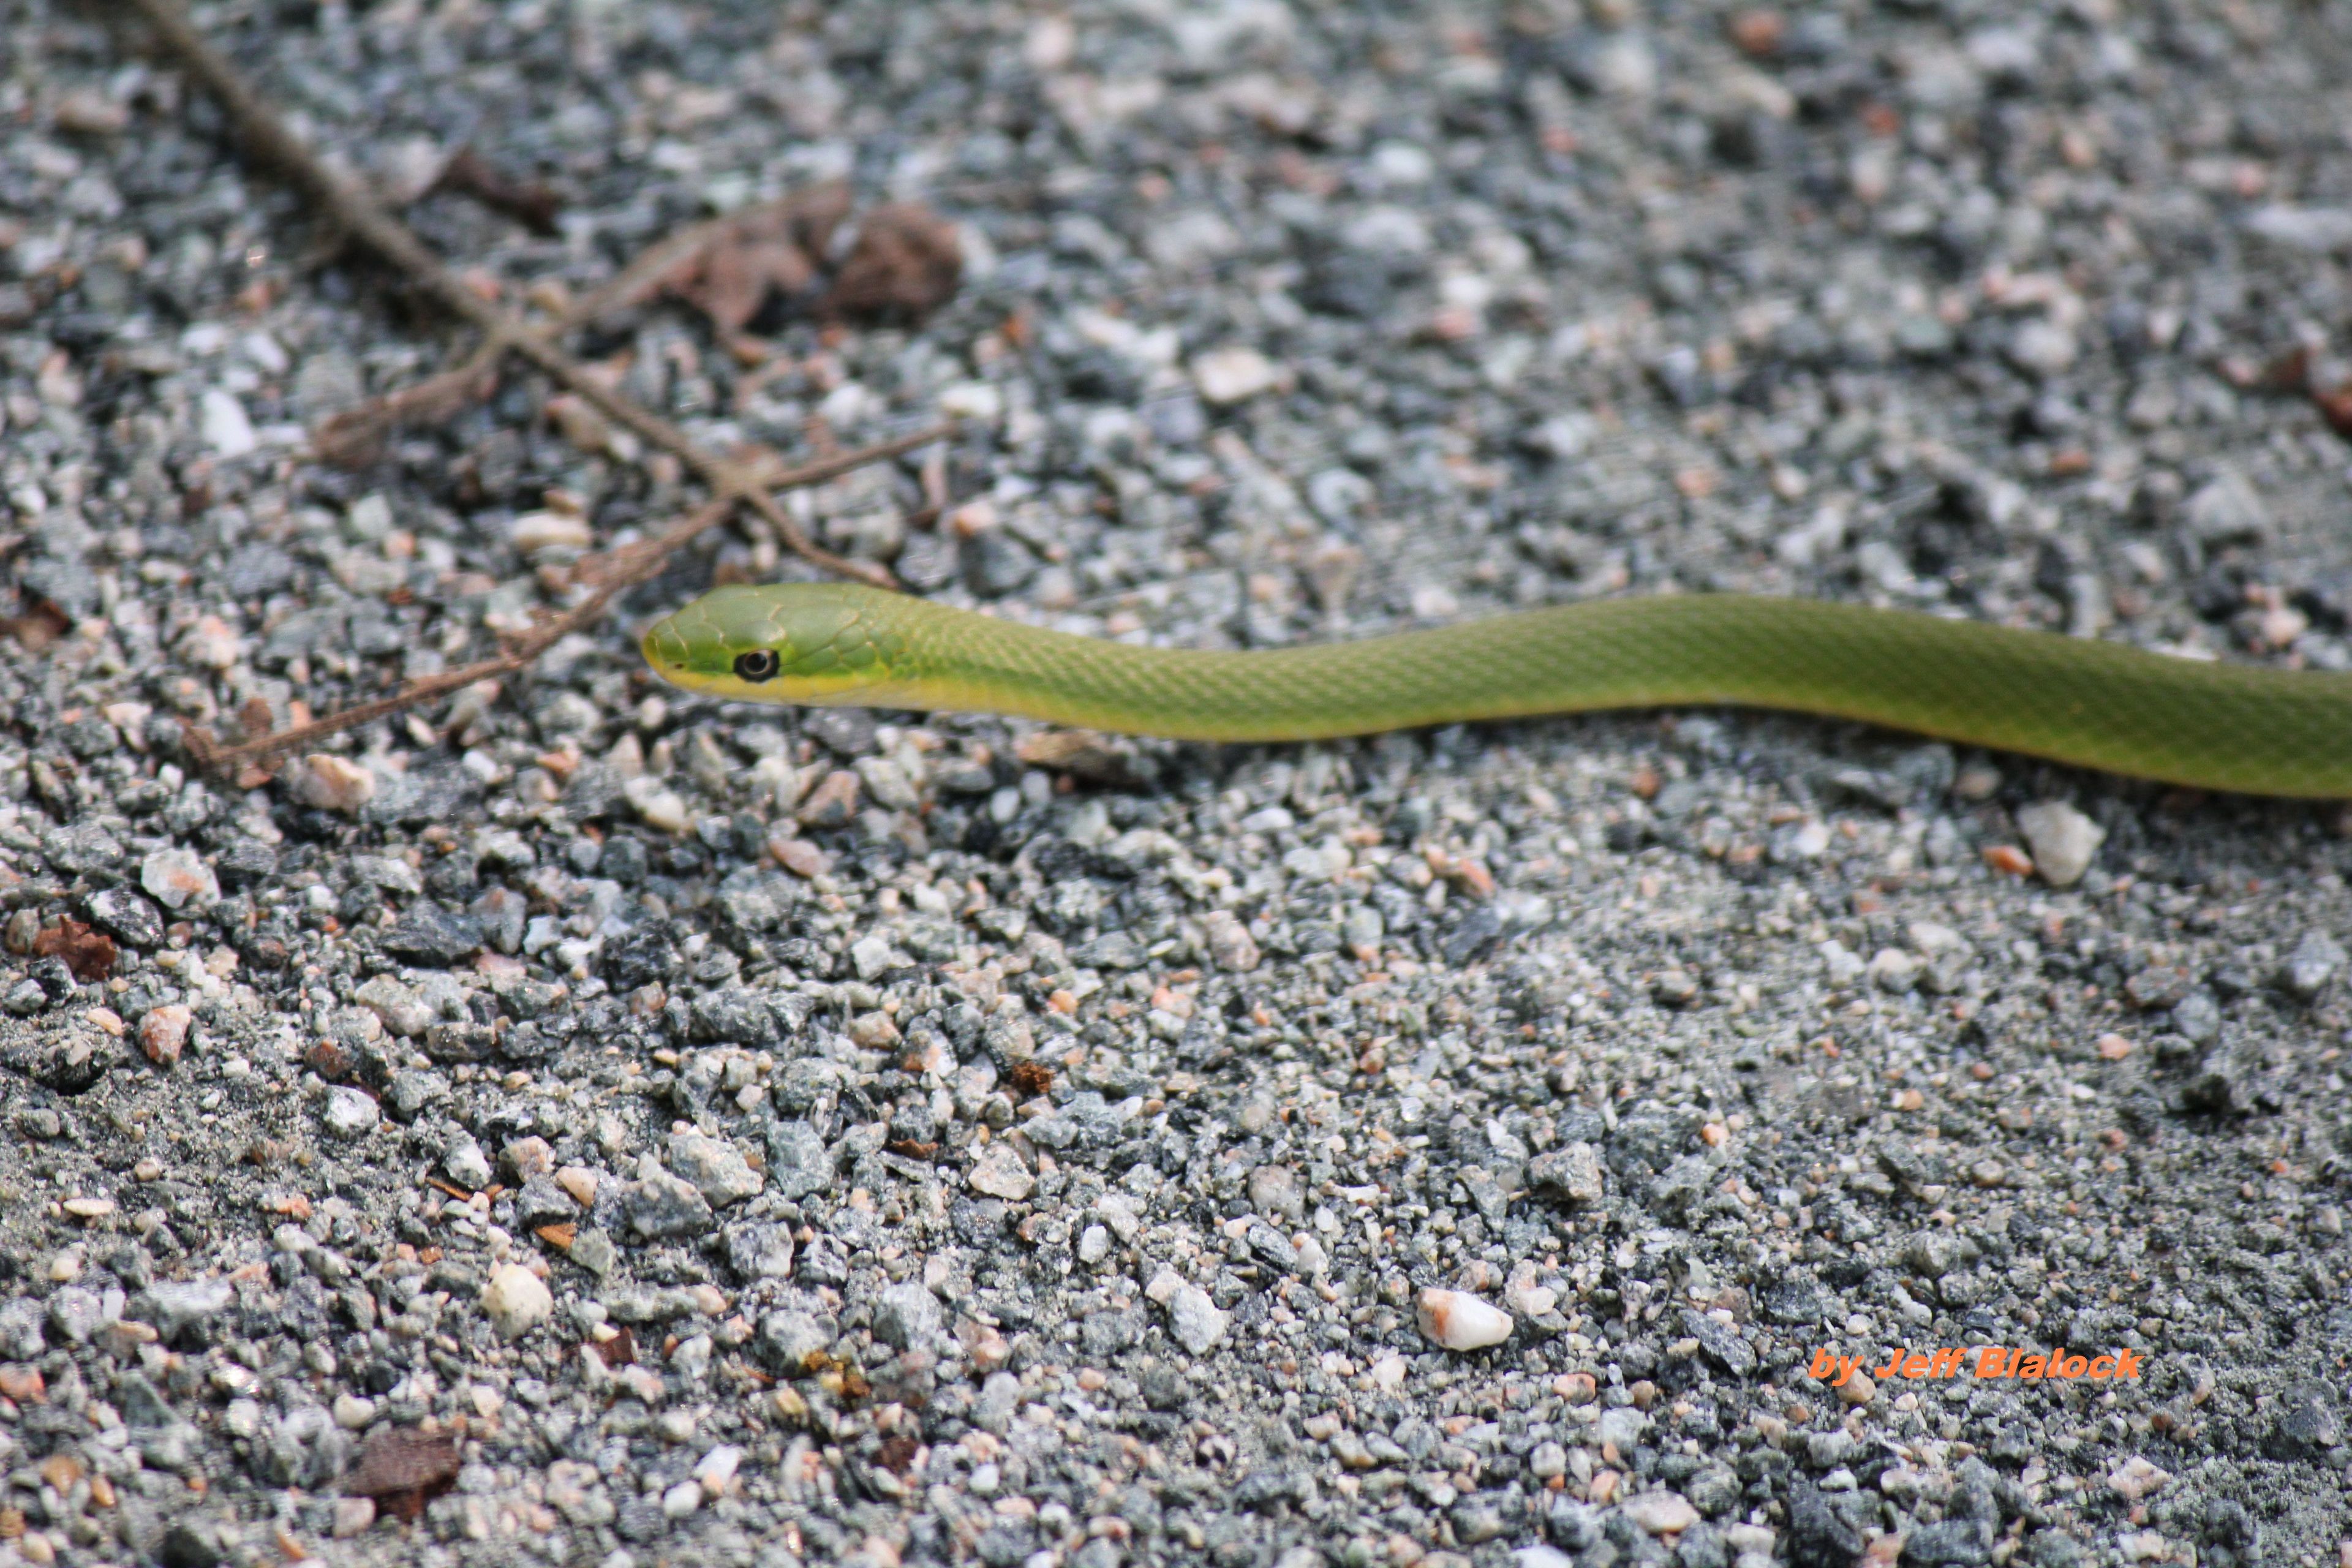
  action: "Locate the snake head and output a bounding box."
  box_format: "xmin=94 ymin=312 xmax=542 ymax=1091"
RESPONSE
xmin=641 ymin=584 xmax=911 ymax=706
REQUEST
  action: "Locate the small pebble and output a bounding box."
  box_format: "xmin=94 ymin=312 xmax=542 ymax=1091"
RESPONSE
xmin=322 ymin=1087 xmax=380 ymax=1139
xmin=1190 ymin=345 xmax=1284 ymax=405
xmin=2106 ymin=1456 xmax=2171 ymax=1502
xmin=2015 ymin=801 xmax=2103 ymax=888
xmin=1415 ymin=1288 xmax=1512 ymax=1351
xmin=140 ymin=848 xmax=218 ymax=912
xmin=511 ymin=510 xmax=594 ymax=556
xmin=1166 ymin=1284 xmax=1230 ymax=1353
xmin=1621 ymin=1492 xmax=1700 ymax=1536
xmin=625 ymin=778 xmax=693 ymax=835
xmin=694 ymin=1444 xmax=742 ymax=1498
xmin=556 ymin=1167 xmax=600 ymax=1207
xmin=967 ymin=1144 xmax=1035 ymax=1200
xmin=200 ymin=388 xmax=257 ymax=456
xmin=480 ymin=1264 xmax=553 ymax=1339
xmin=287 ymin=754 xmax=377 ymax=814
xmin=1203 ymin=910 xmax=1261 ymax=973
xmin=138 ymin=1005 xmax=192 ymax=1066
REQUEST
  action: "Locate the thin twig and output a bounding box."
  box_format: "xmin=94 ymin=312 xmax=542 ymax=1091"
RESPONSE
xmin=317 ymin=187 xmax=846 ymax=460
xmin=183 ymin=497 xmax=730 ymax=779
xmin=183 ymin=423 xmax=948 ymax=775
xmin=121 ymin=0 xmax=905 ymax=589
xmin=310 ymin=334 xmax=507 ymax=466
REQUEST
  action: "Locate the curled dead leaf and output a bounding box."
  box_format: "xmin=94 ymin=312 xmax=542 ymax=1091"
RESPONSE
xmin=32 ymin=919 xmax=116 ymax=984
xmin=339 ymin=1425 xmax=461 ymax=1521
xmin=657 ymin=182 xmax=850 ymax=334
xmin=1004 ymin=1061 xmax=1055 ymax=1099
xmin=822 ymin=203 xmax=963 ymax=323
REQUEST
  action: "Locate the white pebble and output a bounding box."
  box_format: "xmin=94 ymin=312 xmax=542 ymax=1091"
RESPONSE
xmin=693 ymin=1444 xmax=743 ymax=1498
xmin=1191 ymin=345 xmax=1284 ymax=405
xmin=200 ymin=388 xmax=257 ymax=457
xmin=287 ymin=754 xmax=376 ymax=815
xmin=624 ymin=776 xmax=693 ymax=834
xmin=1416 ymin=1287 xmax=1513 ymax=1351
xmin=1866 ymin=948 xmax=1918 ymax=993
xmin=2015 ymin=799 xmax=2104 ymax=888
xmin=2006 ymin=318 xmax=2078 ymax=378
xmin=322 ymin=1086 xmax=380 ymax=1139
xmin=938 ymin=382 xmax=1003 ymax=424
xmin=2106 ymin=1455 xmax=2171 ymax=1502
xmin=480 ymin=1264 xmax=553 ymax=1340
xmin=967 ymin=1144 xmax=1035 ymax=1201
xmin=1622 ymin=1491 xmax=1700 ymax=1535
xmin=140 ymin=847 xmax=218 ymax=912
xmin=510 ymin=510 xmax=594 ymax=556
xmin=1166 ymin=1284 xmax=1231 ymax=1354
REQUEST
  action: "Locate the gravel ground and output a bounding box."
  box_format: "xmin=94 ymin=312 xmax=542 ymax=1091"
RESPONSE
xmin=2 ymin=1 xmax=2351 ymax=1566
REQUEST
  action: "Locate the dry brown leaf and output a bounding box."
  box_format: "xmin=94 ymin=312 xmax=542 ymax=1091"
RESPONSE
xmin=339 ymin=1425 xmax=461 ymax=1520
xmin=1004 ymin=1061 xmax=1055 ymax=1099
xmin=0 ymin=601 xmax=70 ymax=652
xmin=695 ymin=236 xmax=815 ymax=333
xmin=655 ymin=182 xmax=851 ymax=333
xmin=32 ymin=919 xmax=116 ymax=984
xmin=822 ymin=203 xmax=963 ymax=323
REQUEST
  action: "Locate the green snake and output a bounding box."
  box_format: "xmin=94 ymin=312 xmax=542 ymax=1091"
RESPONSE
xmin=641 ymin=583 xmax=2352 ymax=799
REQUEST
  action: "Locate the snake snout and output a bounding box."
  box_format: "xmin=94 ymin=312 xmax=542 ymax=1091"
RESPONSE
xmin=641 ymin=614 xmax=688 ymax=671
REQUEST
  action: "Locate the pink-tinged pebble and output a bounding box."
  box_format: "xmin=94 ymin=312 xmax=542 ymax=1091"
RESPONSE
xmin=138 ymin=1005 xmax=192 ymax=1066
xmin=1415 ymin=1288 xmax=1513 ymax=1351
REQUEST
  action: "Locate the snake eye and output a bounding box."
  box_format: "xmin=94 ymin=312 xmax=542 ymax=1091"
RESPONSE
xmin=733 ymin=649 xmax=781 ymax=682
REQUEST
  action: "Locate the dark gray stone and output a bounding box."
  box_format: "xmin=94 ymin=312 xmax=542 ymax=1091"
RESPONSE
xmin=1787 ymin=1482 xmax=1863 ymax=1568
xmin=872 ymin=1281 xmax=945 ymax=1350
xmin=963 ymin=529 xmax=1038 ymax=596
xmin=83 ymin=886 xmax=164 ymax=948
xmin=2268 ymin=1385 xmax=2342 ymax=1458
xmin=766 ymin=1121 xmax=837 ymax=1200
xmin=1679 ymin=1308 xmax=1756 ymax=1376
xmin=513 ymin=1175 xmax=576 ymax=1230
xmin=1901 ymin=1520 xmax=1992 ymax=1567
xmin=724 ymin=1223 xmax=795 ymax=1281
xmin=620 ymin=1170 xmax=714 ymax=1240
xmin=140 ymin=1280 xmax=233 ymax=1348
xmin=379 ymin=903 xmax=483 ymax=966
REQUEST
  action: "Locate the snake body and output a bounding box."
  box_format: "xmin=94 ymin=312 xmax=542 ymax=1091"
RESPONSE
xmin=641 ymin=583 xmax=2352 ymax=799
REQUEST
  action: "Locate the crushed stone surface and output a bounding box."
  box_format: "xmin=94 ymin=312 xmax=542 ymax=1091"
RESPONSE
xmin=1 ymin=1 xmax=2350 ymax=1566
